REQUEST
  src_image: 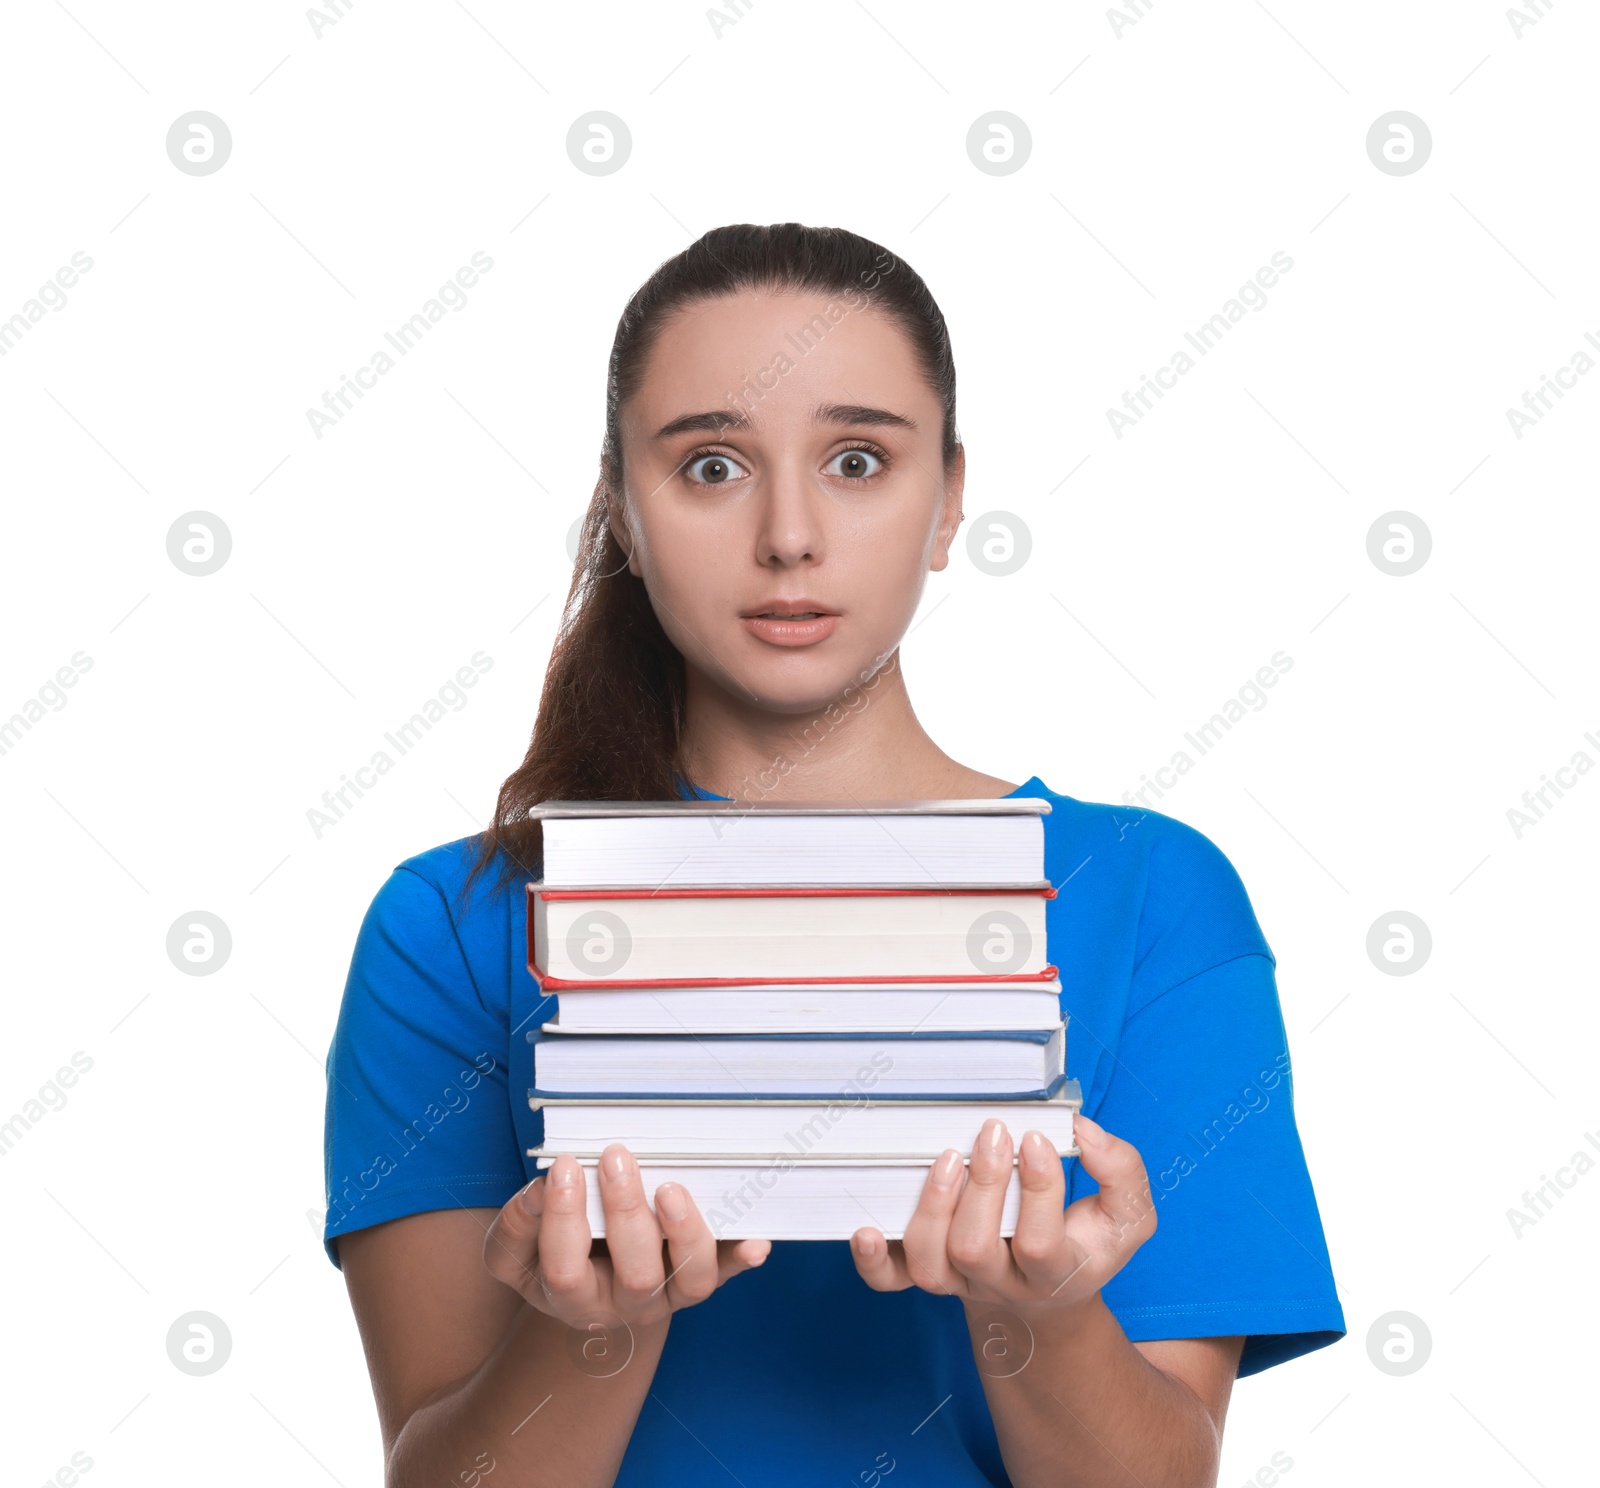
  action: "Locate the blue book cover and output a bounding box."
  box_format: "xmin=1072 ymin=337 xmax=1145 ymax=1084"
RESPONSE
xmin=527 ymin=1019 xmax=1068 ymax=1113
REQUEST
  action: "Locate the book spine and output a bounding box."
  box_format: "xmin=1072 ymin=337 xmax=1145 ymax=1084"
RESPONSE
xmin=534 ymin=885 xmax=1057 ymax=900
xmin=531 ymin=964 xmax=1062 ymax=989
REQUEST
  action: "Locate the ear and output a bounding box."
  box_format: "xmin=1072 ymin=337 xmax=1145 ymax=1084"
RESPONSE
xmin=928 ymin=444 xmax=966 ymax=574
xmin=603 ymin=489 xmax=643 ymax=578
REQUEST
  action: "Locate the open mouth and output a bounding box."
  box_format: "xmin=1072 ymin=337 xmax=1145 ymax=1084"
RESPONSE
xmin=739 ymin=604 xmax=841 ymax=646
xmin=740 ymin=599 xmax=837 ymax=620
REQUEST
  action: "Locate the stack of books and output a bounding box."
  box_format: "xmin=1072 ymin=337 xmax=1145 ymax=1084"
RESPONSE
xmin=523 ymin=797 xmax=1080 ymax=1241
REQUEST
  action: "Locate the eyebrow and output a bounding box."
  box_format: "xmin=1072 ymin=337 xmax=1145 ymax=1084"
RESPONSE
xmin=652 ymin=403 xmax=918 ymax=440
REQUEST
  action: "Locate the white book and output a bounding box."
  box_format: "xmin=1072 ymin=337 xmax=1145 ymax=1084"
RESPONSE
xmin=528 ymin=1154 xmax=1069 ymax=1240
xmin=533 ymin=1022 xmax=1066 ymax=1096
xmin=530 ymin=1081 xmax=1083 ymax=1156
xmin=531 ymin=796 xmax=1049 ymax=888
xmin=529 ymin=886 xmax=1055 ymax=985
xmin=543 ymin=979 xmax=1064 ymax=1033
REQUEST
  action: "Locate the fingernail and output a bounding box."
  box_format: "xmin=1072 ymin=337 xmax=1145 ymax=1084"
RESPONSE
xmin=1021 ymin=1130 xmax=1052 ymax=1172
xmin=518 ymin=1178 xmax=544 ymax=1217
xmin=604 ymin=1146 xmax=631 ymax=1180
xmin=931 ymin=1149 xmax=962 ymax=1187
xmin=983 ymin=1118 xmax=1007 ymax=1153
xmin=855 ymin=1230 xmax=879 ymax=1258
xmin=657 ymin=1183 xmax=687 ymax=1222
xmin=551 ymin=1159 xmax=579 ymax=1188
xmin=1075 ymin=1114 xmax=1108 ymax=1149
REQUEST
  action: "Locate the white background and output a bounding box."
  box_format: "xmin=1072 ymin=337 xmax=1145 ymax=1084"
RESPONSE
xmin=2 ymin=1 xmax=1595 ymax=1484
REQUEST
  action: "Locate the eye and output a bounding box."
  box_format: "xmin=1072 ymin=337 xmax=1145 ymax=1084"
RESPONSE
xmin=825 ymin=446 xmax=887 ymax=480
xmin=684 ymin=450 xmax=748 ymax=485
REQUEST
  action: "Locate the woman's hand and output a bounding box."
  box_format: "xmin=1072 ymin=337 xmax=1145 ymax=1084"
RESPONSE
xmin=484 ymin=1145 xmax=771 ymax=1332
xmin=849 ymin=1114 xmax=1154 ymax=1315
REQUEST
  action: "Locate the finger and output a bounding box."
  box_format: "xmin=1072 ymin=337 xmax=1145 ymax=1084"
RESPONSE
xmin=483 ymin=1175 xmax=546 ymax=1297
xmin=850 ymin=1227 xmax=913 ymax=1291
xmin=946 ymin=1119 xmax=1020 ymax=1289
xmin=1009 ymin=1129 xmax=1072 ymax=1287
xmin=713 ymin=1236 xmax=773 ymax=1285
xmin=536 ymin=1155 xmax=603 ymax=1312
xmin=595 ymin=1145 xmax=667 ymax=1313
xmin=897 ymin=1148 xmax=967 ymax=1295
xmin=644 ymin=1181 xmax=717 ymax=1307
xmin=651 ymin=1181 xmax=771 ymax=1304
xmin=1071 ymin=1114 xmax=1158 ymax=1252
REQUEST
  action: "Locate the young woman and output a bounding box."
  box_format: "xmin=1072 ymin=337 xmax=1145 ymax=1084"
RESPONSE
xmin=323 ymin=223 xmax=1344 ymax=1488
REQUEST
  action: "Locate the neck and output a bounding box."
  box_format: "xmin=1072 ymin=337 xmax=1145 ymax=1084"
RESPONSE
xmin=676 ymin=652 xmax=1015 ymax=801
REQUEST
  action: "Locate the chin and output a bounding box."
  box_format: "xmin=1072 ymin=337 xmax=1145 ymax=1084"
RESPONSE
xmin=724 ymin=653 xmax=871 ymax=717
xmin=736 ymin=674 xmax=857 ymax=718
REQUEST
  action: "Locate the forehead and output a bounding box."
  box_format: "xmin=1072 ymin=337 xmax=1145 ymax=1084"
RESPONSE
xmin=625 ymin=288 xmax=933 ymax=430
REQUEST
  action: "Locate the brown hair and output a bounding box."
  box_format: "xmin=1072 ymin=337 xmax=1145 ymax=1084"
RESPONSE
xmin=467 ymin=222 xmax=960 ymax=895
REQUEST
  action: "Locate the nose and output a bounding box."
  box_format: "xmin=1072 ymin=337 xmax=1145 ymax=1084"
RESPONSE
xmin=754 ymin=456 xmax=824 ymax=568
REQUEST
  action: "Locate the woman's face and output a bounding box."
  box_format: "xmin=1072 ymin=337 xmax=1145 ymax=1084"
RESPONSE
xmin=611 ymin=287 xmax=964 ymax=717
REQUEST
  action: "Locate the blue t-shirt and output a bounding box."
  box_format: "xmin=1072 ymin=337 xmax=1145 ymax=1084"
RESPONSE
xmin=323 ymin=778 xmax=1344 ymax=1484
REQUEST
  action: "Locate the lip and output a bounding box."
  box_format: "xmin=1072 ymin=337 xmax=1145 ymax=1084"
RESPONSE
xmin=739 ymin=599 xmax=840 ymax=648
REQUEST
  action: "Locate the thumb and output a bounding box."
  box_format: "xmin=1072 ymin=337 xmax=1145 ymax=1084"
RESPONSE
xmin=1072 ymin=1114 xmax=1157 ymax=1246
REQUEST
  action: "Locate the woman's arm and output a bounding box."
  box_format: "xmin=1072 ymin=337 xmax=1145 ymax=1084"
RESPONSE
xmin=969 ymin=1297 xmax=1242 ymax=1488
xmin=341 ymin=1209 xmax=668 ymax=1488
xmin=853 ymin=1116 xmax=1242 ymax=1488
xmin=340 ymin=1149 xmax=770 ymax=1488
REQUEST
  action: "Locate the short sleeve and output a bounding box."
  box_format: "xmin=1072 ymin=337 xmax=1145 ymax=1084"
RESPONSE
xmin=322 ymin=865 xmax=525 ymax=1268
xmin=1075 ymin=951 xmax=1346 ymax=1375
xmin=1128 ymin=817 xmax=1274 ymax=1016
